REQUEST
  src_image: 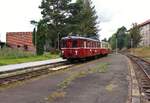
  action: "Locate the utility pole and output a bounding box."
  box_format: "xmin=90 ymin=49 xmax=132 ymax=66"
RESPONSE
xmin=116 ymin=38 xmax=118 ymax=54
xmin=116 ymin=34 xmax=118 ymax=54
xmin=131 ymin=38 xmax=133 ymax=54
xmin=57 ymin=32 xmax=60 ymax=50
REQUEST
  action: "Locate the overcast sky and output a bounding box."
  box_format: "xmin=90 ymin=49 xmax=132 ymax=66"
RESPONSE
xmin=0 ymin=0 xmax=150 ymax=42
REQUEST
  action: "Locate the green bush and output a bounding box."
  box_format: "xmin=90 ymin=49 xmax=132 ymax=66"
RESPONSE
xmin=50 ymin=49 xmax=60 ymax=54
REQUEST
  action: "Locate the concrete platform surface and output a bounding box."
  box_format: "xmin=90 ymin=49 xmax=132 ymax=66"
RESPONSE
xmin=0 ymin=58 xmax=65 ymax=73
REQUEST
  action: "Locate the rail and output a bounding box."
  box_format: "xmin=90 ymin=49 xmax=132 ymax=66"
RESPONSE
xmin=126 ymin=54 xmax=150 ymax=102
xmin=0 ymin=61 xmax=72 ymax=86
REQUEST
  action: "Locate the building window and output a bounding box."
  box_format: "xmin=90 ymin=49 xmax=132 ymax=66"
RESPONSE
xmin=17 ymin=45 xmax=21 ymax=48
xmin=24 ymin=45 xmax=28 ymax=50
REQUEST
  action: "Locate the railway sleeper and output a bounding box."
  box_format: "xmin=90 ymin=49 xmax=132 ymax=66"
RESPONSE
xmin=145 ymin=89 xmax=150 ymax=93
xmin=143 ymin=93 xmax=150 ymax=100
xmin=142 ymin=86 xmax=150 ymax=90
xmin=141 ymin=82 xmax=150 ymax=85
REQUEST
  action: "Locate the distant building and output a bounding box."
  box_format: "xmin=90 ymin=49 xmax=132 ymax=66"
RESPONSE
xmin=6 ymin=32 xmax=35 ymax=51
xmin=139 ymin=19 xmax=150 ymax=47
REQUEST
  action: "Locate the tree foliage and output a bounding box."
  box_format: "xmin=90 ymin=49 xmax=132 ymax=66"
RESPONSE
xmin=36 ymin=20 xmax=47 ymax=55
xmin=32 ymin=28 xmax=36 ymax=46
xmin=129 ymin=23 xmax=142 ymax=48
xmin=31 ymin=0 xmax=99 ymax=52
xmin=109 ymin=34 xmax=116 ymax=50
xmin=116 ymin=26 xmax=127 ymax=49
xmin=109 ymin=26 xmax=129 ymax=50
xmin=109 ymin=24 xmax=142 ymax=50
xmin=39 ymin=0 xmax=72 ymax=48
xmin=76 ymin=0 xmax=99 ymax=37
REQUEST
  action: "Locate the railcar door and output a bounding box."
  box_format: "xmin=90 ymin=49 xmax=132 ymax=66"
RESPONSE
xmin=66 ymin=39 xmax=72 ymax=48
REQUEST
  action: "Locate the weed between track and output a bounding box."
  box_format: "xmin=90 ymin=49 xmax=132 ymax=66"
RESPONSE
xmin=47 ymin=91 xmax=66 ymax=102
xmin=47 ymin=62 xmax=109 ymax=102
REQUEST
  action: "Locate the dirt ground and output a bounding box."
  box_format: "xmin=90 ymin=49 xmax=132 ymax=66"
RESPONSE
xmin=0 ymin=54 xmax=129 ymax=103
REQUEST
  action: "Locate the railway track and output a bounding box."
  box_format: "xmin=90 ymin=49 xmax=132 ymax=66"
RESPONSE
xmin=0 ymin=61 xmax=72 ymax=86
xmin=127 ymin=54 xmax=150 ymax=102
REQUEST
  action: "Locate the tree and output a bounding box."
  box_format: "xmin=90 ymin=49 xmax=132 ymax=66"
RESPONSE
xmin=78 ymin=0 xmax=99 ymax=37
xmin=65 ymin=0 xmax=99 ymax=37
xmin=30 ymin=20 xmax=38 ymax=46
xmin=102 ymin=38 xmax=107 ymax=42
xmin=129 ymin=23 xmax=142 ymax=48
xmin=109 ymin=26 xmax=129 ymax=50
xmin=36 ymin=20 xmax=47 ymax=55
xmin=39 ymin=0 xmax=72 ymax=49
xmin=32 ymin=28 xmax=36 ymax=46
xmin=109 ymin=34 xmax=116 ymax=50
xmin=116 ymin=26 xmax=127 ymax=49
xmin=36 ymin=0 xmax=99 ymax=50
xmin=64 ymin=1 xmax=83 ymax=34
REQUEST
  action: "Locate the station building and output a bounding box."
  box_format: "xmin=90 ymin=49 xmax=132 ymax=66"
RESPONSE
xmin=139 ymin=19 xmax=150 ymax=47
xmin=6 ymin=32 xmax=35 ymax=52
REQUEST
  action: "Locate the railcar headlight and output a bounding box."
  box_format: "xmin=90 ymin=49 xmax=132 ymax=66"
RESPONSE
xmin=75 ymin=50 xmax=78 ymax=55
xmin=62 ymin=50 xmax=64 ymax=54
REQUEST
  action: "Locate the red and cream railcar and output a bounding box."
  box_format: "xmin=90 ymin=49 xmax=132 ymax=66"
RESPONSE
xmin=60 ymin=36 xmax=109 ymax=60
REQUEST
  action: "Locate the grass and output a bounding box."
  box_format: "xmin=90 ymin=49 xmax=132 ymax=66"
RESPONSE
xmin=130 ymin=47 xmax=150 ymax=60
xmin=91 ymin=63 xmax=109 ymax=73
xmin=47 ymin=62 xmax=109 ymax=102
xmin=58 ymin=62 xmax=109 ymax=89
xmin=47 ymin=91 xmax=66 ymax=102
xmin=0 ymin=47 xmax=60 ymax=66
xmin=58 ymin=71 xmax=88 ymax=89
xmin=105 ymin=83 xmax=118 ymax=92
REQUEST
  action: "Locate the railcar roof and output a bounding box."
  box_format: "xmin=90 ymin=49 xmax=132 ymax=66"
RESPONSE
xmin=61 ymin=36 xmax=100 ymax=42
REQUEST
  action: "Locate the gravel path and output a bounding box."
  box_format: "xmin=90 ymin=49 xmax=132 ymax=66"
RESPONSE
xmin=0 ymin=54 xmax=129 ymax=103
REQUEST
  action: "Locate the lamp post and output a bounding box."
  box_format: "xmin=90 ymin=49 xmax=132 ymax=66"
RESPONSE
xmin=33 ymin=26 xmax=37 ymax=54
xmin=30 ymin=20 xmax=38 ymax=53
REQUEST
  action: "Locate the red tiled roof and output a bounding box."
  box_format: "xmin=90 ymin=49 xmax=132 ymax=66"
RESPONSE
xmin=6 ymin=32 xmax=32 ymax=35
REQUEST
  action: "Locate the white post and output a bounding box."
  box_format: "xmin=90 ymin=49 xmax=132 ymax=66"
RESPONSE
xmin=35 ymin=27 xmax=37 ymax=53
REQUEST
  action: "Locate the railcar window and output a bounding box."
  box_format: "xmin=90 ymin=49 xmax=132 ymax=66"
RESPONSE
xmin=80 ymin=40 xmax=84 ymax=47
xmin=72 ymin=39 xmax=77 ymax=48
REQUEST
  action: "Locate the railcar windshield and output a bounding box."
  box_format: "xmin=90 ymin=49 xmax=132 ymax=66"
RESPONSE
xmin=61 ymin=40 xmax=66 ymax=48
xmin=61 ymin=39 xmax=78 ymax=48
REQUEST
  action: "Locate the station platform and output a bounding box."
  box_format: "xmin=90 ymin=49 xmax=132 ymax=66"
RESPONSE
xmin=0 ymin=58 xmax=66 ymax=73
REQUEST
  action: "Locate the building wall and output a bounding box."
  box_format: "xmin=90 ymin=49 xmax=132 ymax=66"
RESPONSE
xmin=6 ymin=32 xmax=35 ymax=51
xmin=139 ymin=20 xmax=150 ymax=47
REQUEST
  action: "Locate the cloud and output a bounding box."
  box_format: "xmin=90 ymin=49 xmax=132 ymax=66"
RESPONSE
xmin=98 ymin=9 xmax=114 ymax=23
xmin=92 ymin=0 xmax=150 ymax=40
xmin=0 ymin=0 xmax=150 ymax=41
xmin=0 ymin=0 xmax=42 ymax=42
